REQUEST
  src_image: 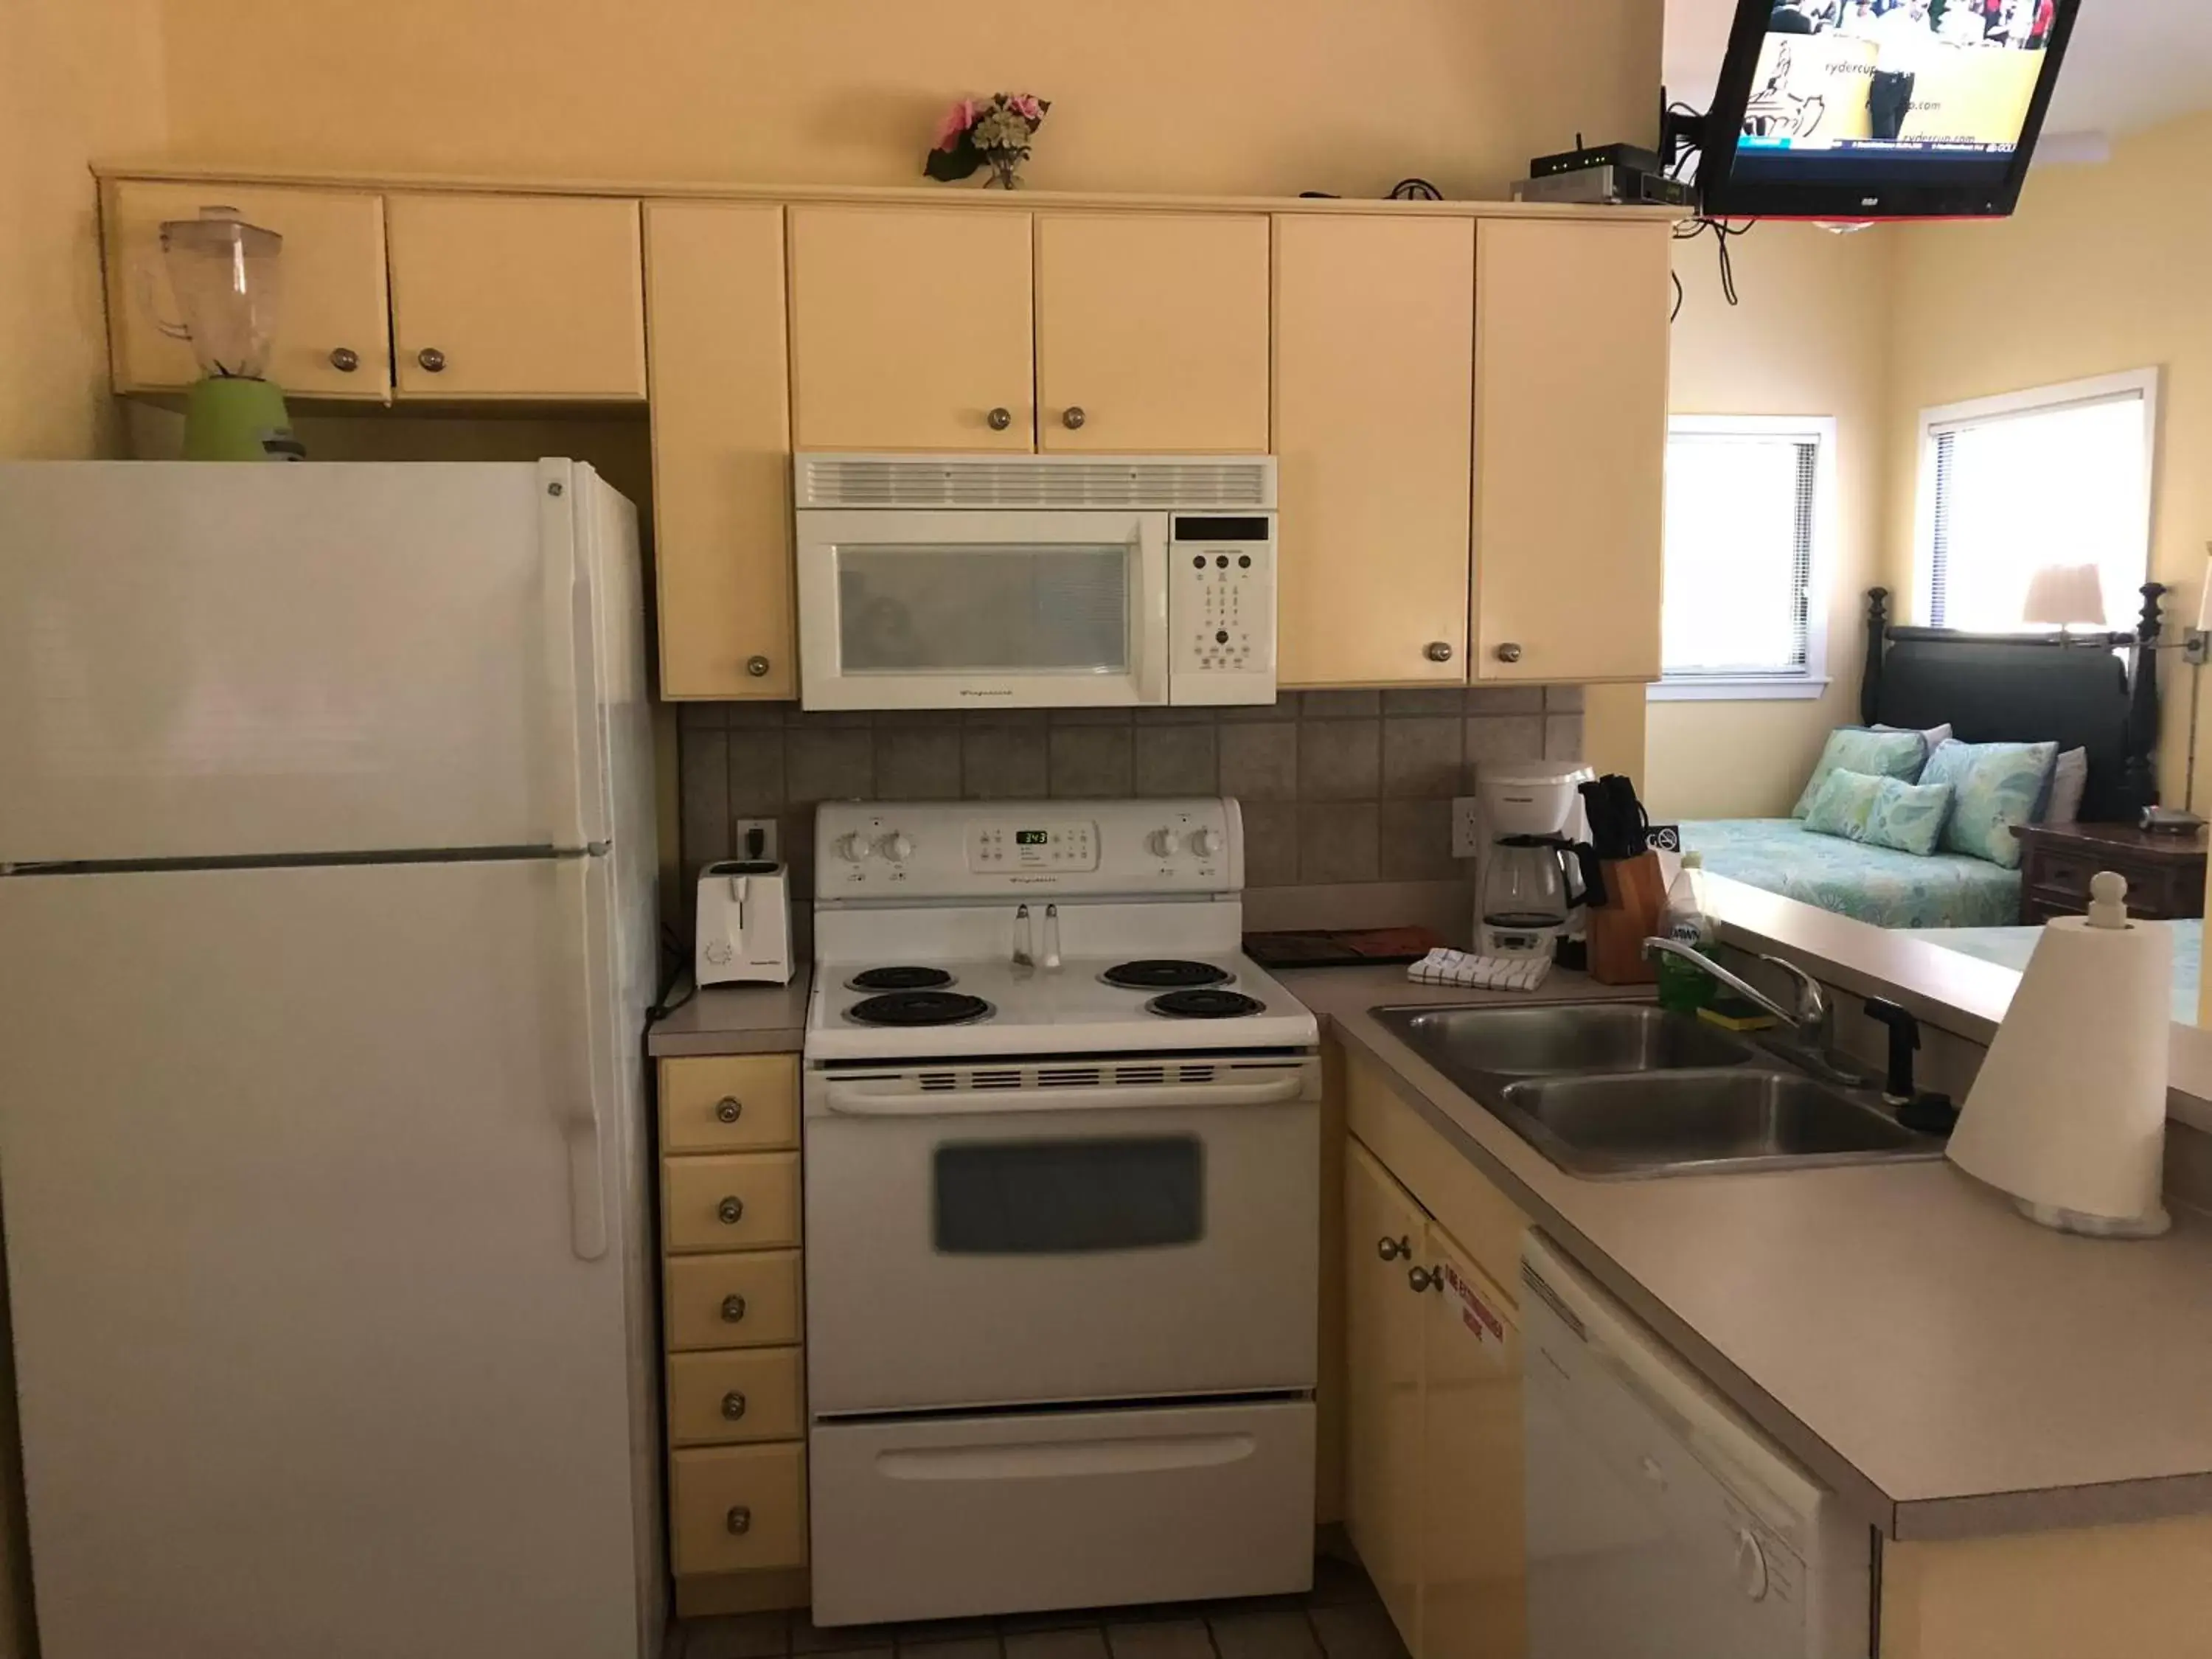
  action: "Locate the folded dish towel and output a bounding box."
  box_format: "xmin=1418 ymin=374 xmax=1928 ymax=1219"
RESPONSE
xmin=1407 ymin=949 xmax=1552 ymax=992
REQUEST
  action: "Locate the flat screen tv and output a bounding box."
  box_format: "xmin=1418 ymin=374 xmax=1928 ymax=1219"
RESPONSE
xmin=1697 ymin=0 xmax=2083 ymax=220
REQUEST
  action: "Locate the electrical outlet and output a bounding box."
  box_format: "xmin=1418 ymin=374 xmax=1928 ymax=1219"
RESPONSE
xmin=1450 ymin=796 xmax=1486 ymax=860
xmin=734 ymin=818 xmax=779 ymax=863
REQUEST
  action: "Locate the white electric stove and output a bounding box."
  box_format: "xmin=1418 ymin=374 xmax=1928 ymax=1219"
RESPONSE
xmin=802 ymin=799 xmax=1321 ymax=1627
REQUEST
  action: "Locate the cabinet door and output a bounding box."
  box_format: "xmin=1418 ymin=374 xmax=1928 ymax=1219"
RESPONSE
xmin=386 ymin=193 xmax=646 ymax=399
xmin=1418 ymin=1223 xmax=1526 ymax=1659
xmin=1346 ymin=1140 xmax=1428 ymax=1648
xmin=788 ymin=205 xmax=1034 ymax=452
xmin=644 ymin=203 xmax=796 ymax=700
xmin=1274 ymin=215 xmax=1475 ymax=686
xmin=1472 ymin=220 xmax=1669 ymax=684
xmin=1035 ymin=213 xmax=1270 ymax=453
xmin=104 ymin=181 xmax=391 ymax=400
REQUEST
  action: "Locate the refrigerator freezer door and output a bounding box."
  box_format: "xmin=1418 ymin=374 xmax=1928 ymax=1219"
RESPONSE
xmin=0 ymin=461 xmax=602 ymax=863
xmin=0 ymin=859 xmax=653 ymax=1659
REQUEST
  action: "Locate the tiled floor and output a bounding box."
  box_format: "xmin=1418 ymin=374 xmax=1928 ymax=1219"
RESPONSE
xmin=671 ymin=1556 xmax=1402 ymax=1659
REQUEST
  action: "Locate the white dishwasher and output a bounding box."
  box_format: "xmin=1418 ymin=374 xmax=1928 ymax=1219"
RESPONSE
xmin=1520 ymin=1234 xmax=1871 ymax=1659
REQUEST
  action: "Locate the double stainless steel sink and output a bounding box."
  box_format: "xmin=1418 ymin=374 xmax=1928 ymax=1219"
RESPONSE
xmin=1371 ymin=1002 xmax=1944 ymax=1180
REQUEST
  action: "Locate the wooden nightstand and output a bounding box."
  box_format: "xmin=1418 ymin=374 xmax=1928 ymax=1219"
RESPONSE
xmin=2012 ymin=821 xmax=2210 ymax=925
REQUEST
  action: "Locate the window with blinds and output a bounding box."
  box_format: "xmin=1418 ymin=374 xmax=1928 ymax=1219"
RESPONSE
xmin=1921 ymin=374 xmax=2157 ymax=633
xmin=1656 ymin=417 xmax=1832 ymax=698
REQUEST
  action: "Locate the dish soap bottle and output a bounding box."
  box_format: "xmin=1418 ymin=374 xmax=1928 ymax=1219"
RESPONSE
xmin=1655 ymin=853 xmax=1717 ymax=1014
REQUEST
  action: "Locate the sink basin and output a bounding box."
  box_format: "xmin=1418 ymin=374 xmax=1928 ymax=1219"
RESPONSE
xmin=1372 ymin=1002 xmax=1755 ymax=1082
xmin=1496 ymin=1069 xmax=1935 ymax=1178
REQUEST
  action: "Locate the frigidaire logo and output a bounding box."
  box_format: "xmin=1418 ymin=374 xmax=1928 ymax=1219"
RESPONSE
xmin=958 ymin=688 xmax=1015 ymax=698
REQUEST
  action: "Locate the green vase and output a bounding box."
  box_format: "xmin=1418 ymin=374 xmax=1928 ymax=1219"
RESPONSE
xmin=181 ymin=375 xmax=302 ymax=462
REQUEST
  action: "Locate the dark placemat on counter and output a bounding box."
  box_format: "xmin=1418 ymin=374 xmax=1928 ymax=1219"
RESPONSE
xmin=1243 ymin=927 xmax=1447 ymax=970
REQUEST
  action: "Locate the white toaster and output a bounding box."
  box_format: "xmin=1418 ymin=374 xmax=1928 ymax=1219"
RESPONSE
xmin=694 ymin=860 xmax=794 ymax=987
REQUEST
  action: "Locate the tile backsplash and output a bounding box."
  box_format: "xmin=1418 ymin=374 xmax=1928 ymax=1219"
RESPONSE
xmin=679 ymin=687 xmax=1583 ymax=897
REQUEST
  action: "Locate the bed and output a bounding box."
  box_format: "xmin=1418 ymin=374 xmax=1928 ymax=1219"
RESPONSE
xmin=1677 ymin=586 xmax=2166 ymax=930
xmin=1907 ymin=919 xmax=2203 ymax=1025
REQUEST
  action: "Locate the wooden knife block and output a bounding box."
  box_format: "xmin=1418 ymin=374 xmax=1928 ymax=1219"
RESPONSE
xmin=1587 ymin=852 xmax=1665 ymax=985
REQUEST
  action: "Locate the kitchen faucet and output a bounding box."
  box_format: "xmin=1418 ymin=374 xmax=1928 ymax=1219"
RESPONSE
xmin=1641 ymin=937 xmax=1836 ymax=1055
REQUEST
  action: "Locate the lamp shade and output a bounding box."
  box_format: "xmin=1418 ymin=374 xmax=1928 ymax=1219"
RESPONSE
xmin=2021 ymin=563 xmax=2108 ymax=627
xmin=1947 ymin=872 xmax=2170 ymax=1237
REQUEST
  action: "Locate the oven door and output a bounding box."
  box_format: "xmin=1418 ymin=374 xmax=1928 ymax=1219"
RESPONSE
xmin=796 ymin=509 xmax=1169 ymax=710
xmin=802 ymin=1054 xmax=1321 ymax=1416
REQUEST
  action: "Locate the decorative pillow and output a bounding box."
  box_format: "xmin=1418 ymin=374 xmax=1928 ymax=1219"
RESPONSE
xmin=2040 ymin=747 xmax=2090 ymax=825
xmin=1874 ymin=723 xmax=1955 ymax=772
xmin=1921 ymin=739 xmax=2059 ymax=867
xmin=1802 ymin=768 xmax=1886 ymax=841
xmin=1792 ymin=728 xmax=1930 ymax=818
xmin=1861 ymin=777 xmax=1956 ymax=856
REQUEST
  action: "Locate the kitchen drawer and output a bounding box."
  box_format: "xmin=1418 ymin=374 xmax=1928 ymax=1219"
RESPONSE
xmin=670 ymin=1442 xmax=808 ymax=1576
xmin=664 ymin=1152 xmax=801 ymax=1253
xmin=666 ymin=1250 xmax=803 ymax=1352
xmin=661 ymin=1054 xmax=799 ymax=1153
xmin=2034 ymin=851 xmax=2101 ymax=903
xmin=668 ymin=1347 xmax=805 ymax=1446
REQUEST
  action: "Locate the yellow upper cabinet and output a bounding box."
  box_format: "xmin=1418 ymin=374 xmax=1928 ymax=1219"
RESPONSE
xmin=645 ymin=202 xmax=796 ymax=700
xmin=105 ymin=181 xmax=392 ymax=400
xmin=788 ymin=205 xmax=1035 ymax=452
xmin=1472 ymin=220 xmax=1669 ymax=684
xmin=1034 ymin=214 xmax=1270 ymax=453
xmin=386 ymin=193 xmax=647 ymax=400
xmin=1273 ymin=215 xmax=1476 ymax=686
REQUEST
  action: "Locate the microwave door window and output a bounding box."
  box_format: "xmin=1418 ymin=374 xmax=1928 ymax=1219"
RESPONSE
xmin=836 ymin=544 xmax=1132 ymax=675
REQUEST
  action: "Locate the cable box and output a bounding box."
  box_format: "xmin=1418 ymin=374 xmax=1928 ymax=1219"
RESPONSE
xmin=1513 ymin=164 xmax=1696 ymax=208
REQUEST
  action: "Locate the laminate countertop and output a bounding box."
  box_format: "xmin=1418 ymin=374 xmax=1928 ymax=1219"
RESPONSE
xmin=646 ymin=972 xmax=812 ymax=1057
xmin=1289 ymin=955 xmax=2212 ymax=1543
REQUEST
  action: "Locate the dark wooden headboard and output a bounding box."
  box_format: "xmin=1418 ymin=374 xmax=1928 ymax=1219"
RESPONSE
xmin=1858 ymin=585 xmax=2166 ymax=824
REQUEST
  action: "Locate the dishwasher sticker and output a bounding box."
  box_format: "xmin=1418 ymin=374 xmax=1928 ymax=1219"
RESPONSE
xmin=1446 ymin=1264 xmax=1506 ymax=1344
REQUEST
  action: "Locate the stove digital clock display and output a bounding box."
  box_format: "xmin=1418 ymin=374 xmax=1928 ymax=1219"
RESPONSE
xmin=1015 ymin=830 xmax=1049 ymax=846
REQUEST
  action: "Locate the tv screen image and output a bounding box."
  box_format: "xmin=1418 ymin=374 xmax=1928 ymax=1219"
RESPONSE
xmin=1699 ymin=0 xmax=2079 ymax=219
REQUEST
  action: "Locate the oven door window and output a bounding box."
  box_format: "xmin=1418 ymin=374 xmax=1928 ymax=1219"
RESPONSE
xmin=836 ymin=543 xmax=1132 ymax=675
xmin=933 ymin=1136 xmax=1204 ymax=1254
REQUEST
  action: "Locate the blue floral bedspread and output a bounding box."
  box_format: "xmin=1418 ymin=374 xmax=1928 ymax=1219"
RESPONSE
xmin=1679 ymin=819 xmax=2022 ymax=929
xmin=1907 ymin=919 xmax=2203 ymax=1026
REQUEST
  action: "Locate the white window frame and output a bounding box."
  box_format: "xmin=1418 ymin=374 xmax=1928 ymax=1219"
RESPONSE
xmin=1649 ymin=414 xmax=1837 ymax=703
xmin=1912 ymin=368 xmax=2162 ymax=630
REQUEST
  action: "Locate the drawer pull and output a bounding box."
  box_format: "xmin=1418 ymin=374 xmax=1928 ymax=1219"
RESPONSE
xmin=726 ymin=1504 xmax=752 ymax=1535
xmin=717 ymin=1196 xmax=745 ymax=1225
xmin=721 ymin=1390 xmax=748 ymax=1420
xmin=720 ymin=1293 xmax=748 ymax=1324
xmin=715 ymin=1096 xmax=742 ymax=1124
xmin=417 ymin=346 xmax=447 ymax=373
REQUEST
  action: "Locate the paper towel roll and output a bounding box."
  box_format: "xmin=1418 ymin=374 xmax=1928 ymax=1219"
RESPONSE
xmin=1948 ymin=873 xmax=2171 ymax=1237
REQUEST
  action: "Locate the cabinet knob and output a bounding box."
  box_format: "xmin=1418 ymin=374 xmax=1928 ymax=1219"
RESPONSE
xmin=715 ymin=1096 xmax=742 ymax=1124
xmin=328 ymin=347 xmax=359 ymax=374
xmin=745 ymin=655 xmax=771 ymax=678
xmin=717 ymin=1196 xmax=745 ymax=1225
xmin=1425 ymin=641 xmax=1454 ymax=664
xmin=726 ymin=1505 xmax=752 ymax=1536
xmin=1377 ymin=1235 xmax=1410 ymax=1262
xmin=720 ymin=1293 xmax=748 ymax=1324
xmin=1062 ymin=406 xmax=1087 ymax=431
xmin=986 ymin=406 xmax=1013 ymax=431
xmin=1408 ymin=1265 xmax=1444 ymax=1293
xmin=1495 ymin=642 xmax=1524 ymax=664
xmin=417 ymin=347 xmax=447 ymax=374
xmin=721 ymin=1389 xmax=748 ymax=1420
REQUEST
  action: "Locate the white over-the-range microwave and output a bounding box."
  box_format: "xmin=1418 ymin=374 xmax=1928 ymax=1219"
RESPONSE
xmin=793 ymin=453 xmax=1278 ymax=710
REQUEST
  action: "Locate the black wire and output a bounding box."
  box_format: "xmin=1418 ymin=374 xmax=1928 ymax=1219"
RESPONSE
xmin=1667 ymin=216 xmax=1754 ymax=321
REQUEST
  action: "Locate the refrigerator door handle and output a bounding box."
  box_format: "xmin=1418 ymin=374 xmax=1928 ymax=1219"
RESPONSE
xmin=538 ymin=459 xmax=592 ymax=852
xmin=554 ymin=855 xmax=610 ymax=1261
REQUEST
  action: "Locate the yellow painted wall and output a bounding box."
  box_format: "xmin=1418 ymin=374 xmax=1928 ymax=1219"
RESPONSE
xmin=1884 ymin=111 xmax=2212 ymax=823
xmin=1643 ymin=222 xmax=1896 ymax=821
xmin=153 ymin=0 xmax=1660 ymax=201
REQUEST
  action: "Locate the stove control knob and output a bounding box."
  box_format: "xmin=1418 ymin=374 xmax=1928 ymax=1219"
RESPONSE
xmin=834 ymin=832 xmax=874 ymax=864
xmin=1190 ymin=827 xmax=1223 ymax=860
xmin=1148 ymin=828 xmax=1183 ymax=858
xmin=877 ymin=832 xmax=914 ymax=863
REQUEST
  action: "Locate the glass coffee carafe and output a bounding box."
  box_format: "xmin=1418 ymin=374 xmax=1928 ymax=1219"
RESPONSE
xmin=1479 ymin=834 xmax=1596 ymax=960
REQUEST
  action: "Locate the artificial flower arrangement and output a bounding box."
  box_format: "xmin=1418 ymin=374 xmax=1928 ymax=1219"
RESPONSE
xmin=925 ymin=93 xmax=1051 ymax=189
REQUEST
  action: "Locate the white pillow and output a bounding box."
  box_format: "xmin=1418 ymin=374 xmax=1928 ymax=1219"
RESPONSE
xmin=2041 ymin=747 xmax=2090 ymax=824
xmin=1875 ymin=723 xmax=1953 ymax=767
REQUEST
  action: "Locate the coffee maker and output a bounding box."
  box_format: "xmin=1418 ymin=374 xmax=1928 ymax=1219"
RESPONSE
xmin=1475 ymin=762 xmax=1599 ymax=960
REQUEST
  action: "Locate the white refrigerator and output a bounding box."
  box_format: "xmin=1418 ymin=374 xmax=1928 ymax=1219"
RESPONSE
xmin=0 ymin=461 xmax=664 ymax=1659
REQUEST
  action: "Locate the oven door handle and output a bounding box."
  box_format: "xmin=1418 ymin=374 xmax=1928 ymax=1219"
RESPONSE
xmin=823 ymin=1075 xmax=1307 ymax=1116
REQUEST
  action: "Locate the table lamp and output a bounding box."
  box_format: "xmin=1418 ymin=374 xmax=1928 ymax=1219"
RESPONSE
xmin=2021 ymin=563 xmax=2107 ymax=641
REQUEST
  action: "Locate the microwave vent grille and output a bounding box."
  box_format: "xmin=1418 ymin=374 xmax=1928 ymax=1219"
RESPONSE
xmin=799 ymin=455 xmax=1276 ymax=512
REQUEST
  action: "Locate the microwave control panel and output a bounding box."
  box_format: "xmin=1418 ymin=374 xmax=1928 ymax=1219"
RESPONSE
xmin=1169 ymin=515 xmax=1277 ymax=706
